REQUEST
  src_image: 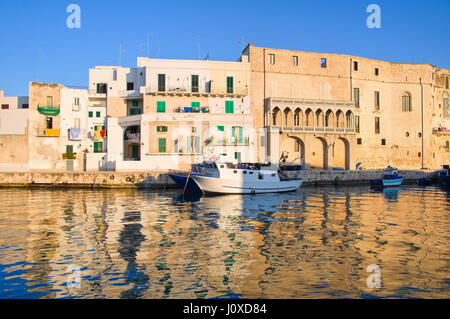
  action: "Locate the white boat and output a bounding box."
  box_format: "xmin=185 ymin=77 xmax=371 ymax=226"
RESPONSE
xmin=189 ymin=162 xmax=303 ymax=195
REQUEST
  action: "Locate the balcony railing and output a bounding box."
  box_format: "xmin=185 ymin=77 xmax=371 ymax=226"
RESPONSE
xmin=271 ymin=126 xmax=355 ymax=134
xmin=37 ymin=128 xmax=60 ymax=137
xmin=433 ymin=127 xmax=450 ymax=135
xmin=210 ymin=137 xmax=250 ymax=146
xmin=118 ymin=90 xmax=142 ymax=98
xmin=88 ymin=89 xmax=107 ymax=98
xmin=267 ymin=97 xmax=356 ymax=108
xmin=174 ymin=106 xmax=210 ymax=113
xmin=140 ymin=86 xmax=248 ymax=97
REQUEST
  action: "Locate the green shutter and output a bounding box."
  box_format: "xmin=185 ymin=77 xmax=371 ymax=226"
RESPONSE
xmin=239 ymin=127 xmax=243 ymax=143
xmin=158 ymin=138 xmax=166 ymax=153
xmin=217 ymin=126 xmax=224 ymax=132
xmin=94 ymin=142 xmax=103 ymax=153
xmin=157 ymin=101 xmax=166 ymax=113
xmin=194 ymin=136 xmax=200 ymax=153
xmin=187 ymin=136 xmax=192 ymax=153
xmin=88 ymin=111 xmax=93 ymax=118
xmin=225 ymin=101 xmax=234 ymax=114
xmin=156 ymin=101 xmax=166 ymax=113
xmin=132 ymin=100 xmax=139 ymax=107
xmin=66 ymin=145 xmax=73 ymax=154
xmin=232 ymin=126 xmax=236 ymax=137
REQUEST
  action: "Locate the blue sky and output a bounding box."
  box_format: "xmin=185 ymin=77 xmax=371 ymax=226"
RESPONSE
xmin=0 ymin=0 xmax=448 ymax=96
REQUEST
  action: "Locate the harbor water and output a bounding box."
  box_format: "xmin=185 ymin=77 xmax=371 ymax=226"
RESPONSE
xmin=0 ymin=185 xmax=448 ymax=299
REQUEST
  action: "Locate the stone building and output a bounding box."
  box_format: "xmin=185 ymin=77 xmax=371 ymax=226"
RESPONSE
xmin=242 ymin=44 xmax=450 ymax=170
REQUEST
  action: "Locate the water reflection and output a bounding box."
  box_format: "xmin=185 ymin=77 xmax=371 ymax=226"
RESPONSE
xmin=0 ymin=185 xmax=448 ymax=299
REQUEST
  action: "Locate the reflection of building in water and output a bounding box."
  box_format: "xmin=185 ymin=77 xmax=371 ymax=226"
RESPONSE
xmin=244 ymin=191 xmax=364 ymax=298
xmin=354 ymin=188 xmax=447 ymax=297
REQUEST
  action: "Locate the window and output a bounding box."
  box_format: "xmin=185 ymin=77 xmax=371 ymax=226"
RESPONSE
xmin=232 ymin=126 xmax=243 ymax=143
xmin=381 ymin=139 xmax=386 ymax=145
xmin=96 ymin=83 xmax=107 ymax=94
xmin=88 ymin=111 xmax=93 ymax=118
xmin=357 ymin=138 xmax=362 ymax=145
xmin=191 ymin=75 xmax=199 ymax=93
xmin=127 ymin=82 xmax=134 ymax=91
xmin=444 ymin=97 xmax=449 ymax=115
xmin=66 ymin=145 xmax=73 ymax=154
xmin=353 ymin=61 xmax=358 ymax=71
xmin=47 ymin=96 xmax=53 ymax=106
xmin=1 ymin=104 xmax=9 ymax=110
xmin=402 ymin=92 xmax=412 ymax=112
xmin=269 ymin=54 xmax=275 ymax=65
xmin=321 ymin=58 xmax=327 ymax=68
xmin=227 ymin=76 xmax=234 ymax=94
xmin=375 ymin=117 xmax=380 ymax=134
xmin=374 ymin=91 xmax=380 ymax=110
xmin=132 ymin=100 xmax=139 ymax=107
xmin=93 ymin=141 xmax=103 ymax=153
xmin=96 ymin=111 xmax=101 ymax=118
xmin=22 ymin=104 xmax=29 ymax=109
xmin=158 ymin=138 xmax=166 ymax=153
xmin=129 ymin=108 xmax=141 ymax=115
xmin=225 ymin=101 xmax=234 ymax=114
xmin=294 ymin=141 xmax=300 ymax=152
xmin=418 ymin=152 xmax=421 ymax=158
xmin=354 ymin=88 xmax=360 ymax=108
xmin=355 ymin=116 xmax=360 ymax=133
xmin=375 ymin=68 xmax=379 ymax=76
xmin=46 ymin=117 xmax=53 ymax=129
xmin=157 ymin=126 xmax=168 ymax=132
xmin=217 ymin=126 xmax=224 ymax=132
xmin=293 ymin=56 xmax=298 ymax=66
xmin=446 ymin=76 xmax=449 ymax=89
xmin=156 ymin=101 xmax=166 ymax=113
xmin=74 ymin=97 xmax=80 ymax=106
xmin=158 ymin=74 xmax=165 ymax=92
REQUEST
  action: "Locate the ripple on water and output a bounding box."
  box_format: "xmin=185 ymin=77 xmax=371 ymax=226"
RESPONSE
xmin=0 ymin=185 xmax=448 ymax=298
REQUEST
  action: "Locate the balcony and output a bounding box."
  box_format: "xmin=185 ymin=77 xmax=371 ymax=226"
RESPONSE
xmin=174 ymin=106 xmax=210 ymax=113
xmin=209 ymin=137 xmax=250 ymax=146
xmin=118 ymin=90 xmax=142 ymax=99
xmin=124 ymin=132 xmax=140 ymax=143
xmin=88 ymin=89 xmax=107 ymax=98
xmin=433 ymin=127 xmax=450 ymax=135
xmin=140 ymin=85 xmax=248 ymax=97
xmin=37 ymin=128 xmax=60 ymax=137
xmin=37 ymin=105 xmax=60 ymax=116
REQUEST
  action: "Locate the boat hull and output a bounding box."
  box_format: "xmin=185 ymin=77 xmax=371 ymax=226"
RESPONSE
xmin=168 ymin=174 xmax=202 ymax=193
xmin=190 ymin=175 xmax=303 ymax=194
xmin=439 ymin=175 xmax=450 ymax=187
xmin=370 ymin=177 xmax=403 ymax=188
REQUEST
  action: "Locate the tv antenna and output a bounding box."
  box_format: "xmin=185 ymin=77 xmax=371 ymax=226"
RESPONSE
xmin=197 ymin=34 xmax=201 ymax=60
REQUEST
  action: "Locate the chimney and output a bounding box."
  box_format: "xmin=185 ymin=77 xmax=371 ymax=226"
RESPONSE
xmin=0 ymin=89 xmax=3 ymax=97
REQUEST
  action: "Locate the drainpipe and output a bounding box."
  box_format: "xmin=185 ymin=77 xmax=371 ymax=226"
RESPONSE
xmin=350 ymin=58 xmax=353 ymax=102
xmin=264 ymin=48 xmax=269 ymax=161
xmin=420 ymin=77 xmax=424 ymax=169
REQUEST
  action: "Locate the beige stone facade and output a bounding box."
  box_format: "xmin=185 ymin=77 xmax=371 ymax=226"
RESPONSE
xmin=242 ymin=44 xmax=450 ymax=170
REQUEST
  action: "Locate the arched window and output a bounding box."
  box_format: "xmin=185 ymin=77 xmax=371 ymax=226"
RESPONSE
xmin=401 ymin=92 xmax=412 ymax=112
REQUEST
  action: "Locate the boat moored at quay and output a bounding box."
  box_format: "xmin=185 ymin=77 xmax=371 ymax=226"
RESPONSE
xmin=169 ymin=162 xmax=303 ymax=195
xmin=370 ymin=166 xmax=403 ymax=189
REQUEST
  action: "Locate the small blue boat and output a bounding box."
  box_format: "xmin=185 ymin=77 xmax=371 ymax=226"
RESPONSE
xmin=370 ymin=167 xmax=403 ymax=189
